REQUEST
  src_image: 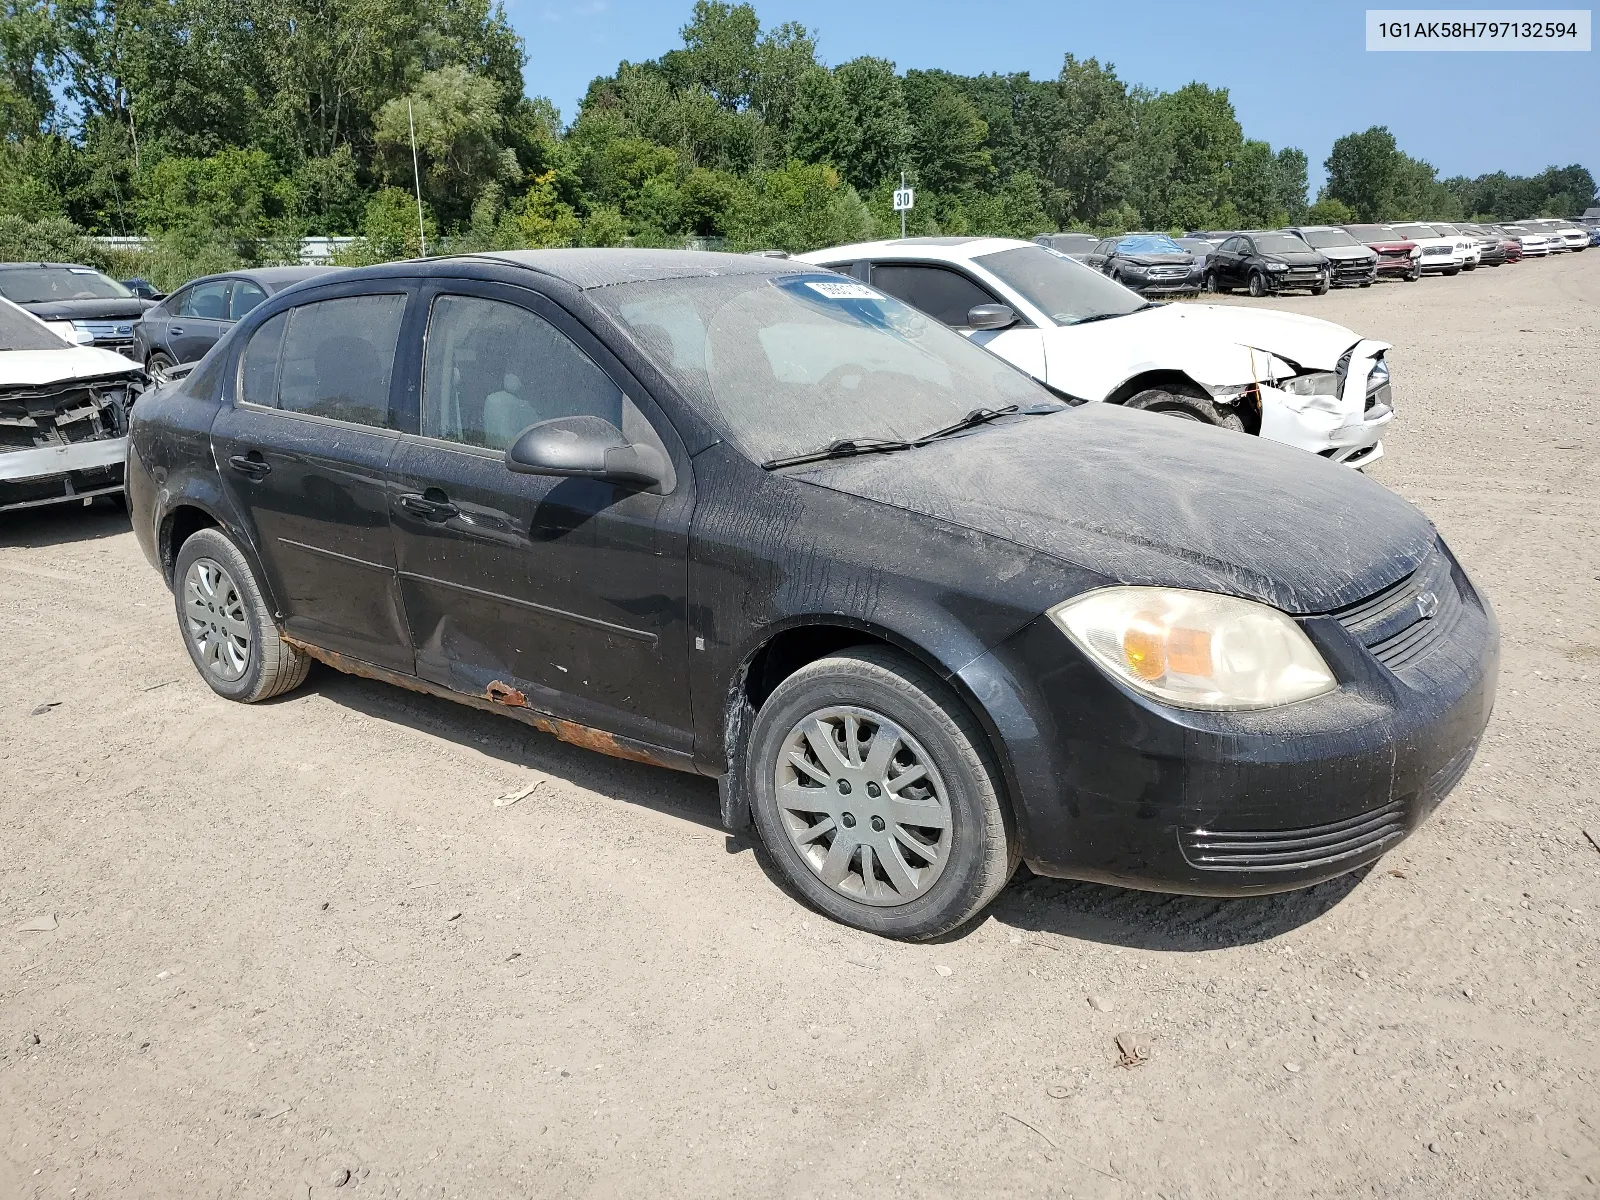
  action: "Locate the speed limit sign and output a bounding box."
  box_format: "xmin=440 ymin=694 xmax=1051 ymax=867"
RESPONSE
xmin=892 ymin=187 xmax=915 ymax=211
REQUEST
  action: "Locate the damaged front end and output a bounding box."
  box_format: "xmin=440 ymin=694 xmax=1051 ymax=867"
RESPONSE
xmin=0 ymin=373 xmax=145 ymax=510
xmin=1202 ymin=339 xmax=1393 ymax=470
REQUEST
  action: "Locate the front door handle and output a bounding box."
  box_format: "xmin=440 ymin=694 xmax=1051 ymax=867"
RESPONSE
xmin=399 ymin=492 xmax=459 ymax=522
xmin=228 ymin=452 xmax=271 ymax=479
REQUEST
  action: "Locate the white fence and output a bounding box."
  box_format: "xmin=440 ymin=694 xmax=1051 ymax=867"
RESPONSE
xmin=89 ymin=235 xmax=359 ymax=265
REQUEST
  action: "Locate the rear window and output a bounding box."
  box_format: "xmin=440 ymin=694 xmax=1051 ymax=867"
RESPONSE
xmin=238 ymin=295 xmax=405 ymax=429
xmin=0 ymin=301 xmax=69 ymax=351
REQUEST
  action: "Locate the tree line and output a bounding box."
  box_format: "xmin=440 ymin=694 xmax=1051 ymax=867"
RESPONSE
xmin=1 ymin=0 xmax=1592 ymax=288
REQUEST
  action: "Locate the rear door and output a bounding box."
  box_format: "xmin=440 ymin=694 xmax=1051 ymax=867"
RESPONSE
xmin=866 ymin=261 xmax=1048 ymax=382
xmin=210 ymin=286 xmax=416 ymax=672
xmin=387 ymin=281 xmax=696 ymax=754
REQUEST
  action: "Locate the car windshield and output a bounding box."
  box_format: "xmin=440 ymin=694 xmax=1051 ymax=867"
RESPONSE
xmin=0 ymin=266 xmax=133 ymax=304
xmin=1115 ymin=234 xmax=1184 ymax=254
xmin=1432 ymin=223 xmax=1461 ymax=234
xmin=1046 ymin=235 xmax=1096 ymax=251
xmin=0 ymin=302 xmax=69 ymax=351
xmin=1175 ymin=239 xmax=1213 ymax=253
xmin=1345 ymin=225 xmax=1388 ymax=239
xmin=1394 ymin=224 xmax=1438 ymax=239
xmin=593 ymin=272 xmax=1058 ymax=464
xmin=1298 ymin=228 xmax=1361 ymax=249
xmin=971 ymin=244 xmax=1149 ymax=325
xmin=1252 ymin=233 xmax=1310 ymax=255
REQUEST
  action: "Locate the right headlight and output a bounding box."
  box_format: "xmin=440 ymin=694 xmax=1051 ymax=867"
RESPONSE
xmin=1049 ymin=587 xmax=1336 ymax=710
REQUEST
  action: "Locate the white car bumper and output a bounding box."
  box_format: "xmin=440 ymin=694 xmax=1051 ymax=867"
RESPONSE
xmin=1254 ymin=339 xmax=1392 ymax=470
xmin=0 ymin=436 xmax=128 ymax=482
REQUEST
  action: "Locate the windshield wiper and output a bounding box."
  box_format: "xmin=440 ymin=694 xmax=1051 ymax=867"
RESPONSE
xmin=1063 ymin=304 xmax=1157 ymax=326
xmin=764 ymin=405 xmax=1051 ymax=470
xmin=761 ymin=437 xmax=916 ymax=470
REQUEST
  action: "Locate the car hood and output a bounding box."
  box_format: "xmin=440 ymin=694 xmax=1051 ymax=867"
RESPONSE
xmin=17 ymin=298 xmax=155 ymax=321
xmin=1095 ymin=302 xmax=1365 ymax=372
xmin=1121 ymin=253 xmax=1194 ymax=267
xmin=794 ymin=403 xmax=1434 ymax=615
xmin=1315 ymin=246 xmax=1377 ymax=261
xmin=0 ymin=347 xmax=145 ymax=388
xmin=1263 ymin=251 xmax=1326 ymax=267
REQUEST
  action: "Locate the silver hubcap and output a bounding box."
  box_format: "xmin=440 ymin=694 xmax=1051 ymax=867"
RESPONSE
xmin=183 ymin=557 xmax=251 ymax=682
xmin=774 ymin=706 xmax=952 ymax=907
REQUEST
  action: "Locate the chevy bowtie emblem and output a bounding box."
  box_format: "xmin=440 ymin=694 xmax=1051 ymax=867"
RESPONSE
xmin=1415 ymin=590 xmax=1440 ymax=620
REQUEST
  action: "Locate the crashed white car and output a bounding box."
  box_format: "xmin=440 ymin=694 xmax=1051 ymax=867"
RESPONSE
xmin=797 ymin=237 xmax=1394 ymax=468
xmin=1 ymin=296 xmax=146 ymax=511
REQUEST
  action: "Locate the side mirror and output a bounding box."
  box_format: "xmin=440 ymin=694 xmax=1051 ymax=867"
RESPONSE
xmin=966 ymin=303 xmax=1018 ymax=331
xmin=505 ymin=414 xmax=667 ymax=491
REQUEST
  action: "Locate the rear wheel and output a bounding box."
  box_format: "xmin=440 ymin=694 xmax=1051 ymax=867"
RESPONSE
xmin=173 ymin=527 xmax=310 ymax=704
xmin=1247 ymin=270 xmax=1269 ymax=298
xmin=1124 ymin=386 xmax=1245 ymax=431
xmin=746 ymin=647 xmax=1017 ymax=940
xmin=1204 ymin=270 xmax=1223 ymax=293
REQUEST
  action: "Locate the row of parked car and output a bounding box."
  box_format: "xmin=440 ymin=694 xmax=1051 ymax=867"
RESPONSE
xmin=3 ymin=236 xmax=1502 ymax=938
xmin=1034 ymin=217 xmax=1596 ymax=298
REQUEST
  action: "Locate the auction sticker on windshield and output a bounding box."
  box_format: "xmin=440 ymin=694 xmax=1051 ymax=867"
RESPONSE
xmin=804 ymin=280 xmax=881 ymax=300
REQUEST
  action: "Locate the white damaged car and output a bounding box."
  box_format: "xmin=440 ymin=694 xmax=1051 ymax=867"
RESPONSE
xmin=797 ymin=237 xmax=1394 ymax=468
xmin=1 ymin=296 xmax=146 ymax=512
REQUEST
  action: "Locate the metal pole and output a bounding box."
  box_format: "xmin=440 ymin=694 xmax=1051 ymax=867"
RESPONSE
xmin=900 ymin=170 xmax=907 ymax=240
xmin=409 ymin=101 xmax=427 ymax=258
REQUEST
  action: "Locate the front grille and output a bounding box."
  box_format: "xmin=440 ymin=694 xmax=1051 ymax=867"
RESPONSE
xmin=1331 ymin=545 xmax=1464 ymax=672
xmin=1331 ymin=260 xmax=1374 ymax=282
xmin=1426 ymin=738 xmax=1479 ymax=804
xmin=1378 ymin=248 xmax=1410 ymax=259
xmin=1422 ymin=246 xmax=1453 ymax=257
xmin=0 ymin=383 xmax=129 ymax=451
xmin=1181 ymin=799 xmax=1408 ymax=872
xmin=1146 ymin=266 xmax=1189 ymax=278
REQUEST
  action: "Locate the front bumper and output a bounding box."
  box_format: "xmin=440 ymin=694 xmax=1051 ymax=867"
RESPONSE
xmin=1250 ymin=339 xmax=1393 ymax=468
xmin=0 ymin=436 xmax=128 ymax=509
xmin=958 ymin=542 xmax=1498 ymax=895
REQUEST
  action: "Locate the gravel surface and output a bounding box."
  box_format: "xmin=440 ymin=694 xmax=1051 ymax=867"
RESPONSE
xmin=2 ymin=253 xmax=1597 ymax=1198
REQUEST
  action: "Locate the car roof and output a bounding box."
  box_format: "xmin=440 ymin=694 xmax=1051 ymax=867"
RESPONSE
xmin=0 ymin=261 xmax=104 ymax=272
xmin=464 ymin=249 xmax=806 ymax=289
xmin=796 ymin=237 xmax=1034 ymax=264
xmin=177 ymin=265 xmax=343 ymax=290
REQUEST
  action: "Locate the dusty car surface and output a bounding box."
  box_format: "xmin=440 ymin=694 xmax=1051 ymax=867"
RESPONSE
xmin=1 ymin=296 xmax=146 ymax=511
xmin=798 ymin=237 xmax=1395 ymax=467
xmin=127 ymin=250 xmax=1498 ymax=939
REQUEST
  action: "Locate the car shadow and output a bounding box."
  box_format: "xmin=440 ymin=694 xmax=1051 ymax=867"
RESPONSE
xmin=0 ymin=501 xmax=130 ymax=548
xmin=982 ymin=866 xmax=1369 ymax=951
xmin=296 ymin=663 xmax=727 ymax=833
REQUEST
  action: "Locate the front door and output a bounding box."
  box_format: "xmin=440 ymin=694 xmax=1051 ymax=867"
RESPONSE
xmin=387 ymin=283 xmax=695 ymax=754
xmin=171 ymin=279 xmax=232 ymax=363
xmin=209 ymin=288 xmax=415 ymax=672
xmin=867 ymin=262 xmax=1048 ymax=382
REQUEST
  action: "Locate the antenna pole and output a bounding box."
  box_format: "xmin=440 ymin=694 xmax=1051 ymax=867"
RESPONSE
xmin=409 ymin=101 xmax=427 ymax=257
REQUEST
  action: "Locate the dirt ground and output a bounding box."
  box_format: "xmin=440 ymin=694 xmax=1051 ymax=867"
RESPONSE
xmin=2 ymin=252 xmax=1597 ymax=1200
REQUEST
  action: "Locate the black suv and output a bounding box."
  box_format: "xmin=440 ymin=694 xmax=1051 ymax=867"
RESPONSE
xmin=127 ymin=251 xmax=1497 ymax=939
xmin=1206 ymin=233 xmax=1332 ymax=296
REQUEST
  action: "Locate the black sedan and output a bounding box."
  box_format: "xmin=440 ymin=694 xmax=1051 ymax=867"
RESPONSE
xmin=1207 ymin=232 xmax=1332 ymax=296
xmin=1084 ymin=233 xmax=1204 ymax=295
xmin=127 ymin=251 xmax=1497 ymax=939
xmin=0 ymin=262 xmax=154 ymax=357
xmin=133 ymin=266 xmax=341 ymax=376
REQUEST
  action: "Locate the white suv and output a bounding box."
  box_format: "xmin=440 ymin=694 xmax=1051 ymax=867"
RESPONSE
xmin=796 ymin=237 xmax=1394 ymax=468
xmin=1390 ymin=223 xmax=1476 ymax=274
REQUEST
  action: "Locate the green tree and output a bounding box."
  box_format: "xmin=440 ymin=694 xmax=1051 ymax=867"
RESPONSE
xmin=903 ymin=70 xmax=990 ymax=195
xmin=135 ymin=146 xmax=297 ymax=245
xmin=728 ymin=159 xmax=870 ymax=251
xmin=1306 ymin=196 xmax=1356 ymax=225
xmin=1274 ymin=147 xmax=1308 ymax=223
xmin=1230 ymin=138 xmax=1284 ymax=228
xmin=1048 ymin=55 xmax=1135 ymax=226
xmin=1322 ymin=126 xmax=1401 ymax=221
xmin=788 ymin=65 xmax=856 ymax=171
xmin=834 ymin=57 xmax=909 ymax=191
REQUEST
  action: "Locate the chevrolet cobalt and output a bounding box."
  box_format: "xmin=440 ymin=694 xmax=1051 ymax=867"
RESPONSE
xmin=128 ymin=251 xmax=1498 ymax=939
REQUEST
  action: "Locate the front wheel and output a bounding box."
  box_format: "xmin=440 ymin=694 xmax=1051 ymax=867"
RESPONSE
xmin=146 ymin=351 xmax=175 ymax=383
xmin=1124 ymin=387 xmax=1245 ymax=431
xmin=1247 ymin=270 xmax=1269 ymax=298
xmin=1312 ymin=279 xmax=1330 ymax=296
xmin=747 ymin=647 xmax=1017 ymax=940
xmin=1405 ymin=265 xmax=1421 ymax=282
xmin=173 ymin=527 xmax=311 ymax=703
xmin=1442 ymin=266 xmax=1461 ymax=277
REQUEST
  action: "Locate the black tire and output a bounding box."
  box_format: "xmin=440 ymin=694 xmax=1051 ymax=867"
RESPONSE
xmin=746 ymin=646 xmax=1017 ymax=940
xmin=146 ymin=351 xmax=175 ymax=381
xmin=1247 ymin=270 xmax=1268 ymax=298
xmin=1311 ymin=280 xmax=1330 ymax=296
xmin=1204 ymin=270 xmax=1225 ymax=294
xmin=173 ymin=526 xmax=311 ymax=703
xmin=1359 ymin=280 xmax=1373 ymax=288
xmin=1124 ymin=386 xmax=1245 ymax=431
xmin=1405 ymin=265 xmax=1421 ymax=282
xmin=1442 ymin=266 xmax=1460 ymax=277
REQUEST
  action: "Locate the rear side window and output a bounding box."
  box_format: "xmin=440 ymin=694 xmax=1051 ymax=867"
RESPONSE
xmin=230 ymin=282 xmax=267 ymax=320
xmin=868 ymin=264 xmax=998 ymax=328
xmin=178 ymin=280 xmax=229 ymax=319
xmin=239 ymin=295 xmax=405 ymax=429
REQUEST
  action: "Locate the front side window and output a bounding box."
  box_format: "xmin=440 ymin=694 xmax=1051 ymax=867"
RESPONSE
xmin=422 ymin=295 xmax=622 ymax=451
xmin=241 ymin=294 xmax=405 ymax=428
xmin=178 ymin=281 xmax=230 ymax=319
xmin=867 ymin=265 xmax=999 ymax=328
xmin=230 ymin=282 xmax=267 ymax=320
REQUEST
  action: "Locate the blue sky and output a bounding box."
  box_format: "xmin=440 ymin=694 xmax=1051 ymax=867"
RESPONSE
xmin=509 ymin=0 xmax=1598 ymax=193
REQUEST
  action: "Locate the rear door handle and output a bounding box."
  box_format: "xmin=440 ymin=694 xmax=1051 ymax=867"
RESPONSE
xmin=170 ymin=325 xmax=184 ymax=335
xmin=399 ymin=492 xmax=459 ymax=522
xmin=228 ymin=453 xmax=270 ymax=479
